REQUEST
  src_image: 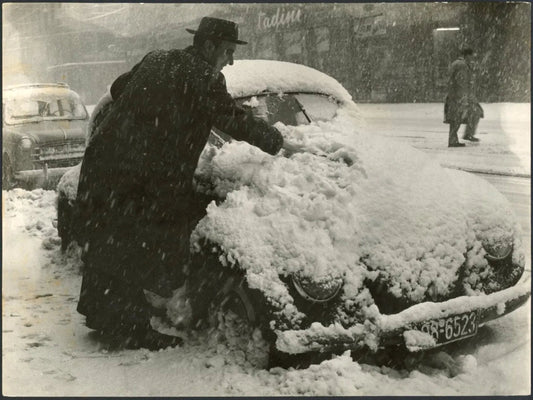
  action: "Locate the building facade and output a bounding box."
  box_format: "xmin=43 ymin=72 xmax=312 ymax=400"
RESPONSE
xmin=3 ymin=3 xmax=530 ymax=104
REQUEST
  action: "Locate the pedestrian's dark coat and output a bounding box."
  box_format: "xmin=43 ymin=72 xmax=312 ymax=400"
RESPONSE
xmin=76 ymin=46 xmax=283 ymax=300
xmin=444 ymin=56 xmax=484 ymax=124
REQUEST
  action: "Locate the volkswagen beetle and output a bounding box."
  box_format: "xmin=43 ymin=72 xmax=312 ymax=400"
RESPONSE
xmin=56 ymin=60 xmax=530 ymax=366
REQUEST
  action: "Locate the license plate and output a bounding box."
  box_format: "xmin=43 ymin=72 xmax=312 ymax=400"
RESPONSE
xmin=415 ymin=311 xmax=478 ymax=346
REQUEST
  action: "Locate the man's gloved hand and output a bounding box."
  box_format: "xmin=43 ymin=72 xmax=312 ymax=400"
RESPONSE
xmin=250 ymin=120 xmax=284 ymax=155
xmin=165 ymin=285 xmax=193 ymax=329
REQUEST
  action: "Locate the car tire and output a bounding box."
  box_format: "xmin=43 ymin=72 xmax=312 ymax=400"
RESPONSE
xmin=2 ymin=154 xmax=15 ymax=190
xmin=207 ymin=276 xmax=271 ymax=368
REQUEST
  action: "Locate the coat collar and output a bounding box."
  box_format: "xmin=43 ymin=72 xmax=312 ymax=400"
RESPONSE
xmin=184 ymin=45 xmax=224 ymax=83
xmin=185 ymin=45 xmax=210 ymax=66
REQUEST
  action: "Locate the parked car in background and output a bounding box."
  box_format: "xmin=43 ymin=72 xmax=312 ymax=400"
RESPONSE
xmin=2 ymin=83 xmax=89 ymax=189
xmin=56 ymin=60 xmax=530 ymax=367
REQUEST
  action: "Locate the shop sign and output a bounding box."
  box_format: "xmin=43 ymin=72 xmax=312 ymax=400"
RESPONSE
xmin=257 ymin=7 xmax=302 ymax=31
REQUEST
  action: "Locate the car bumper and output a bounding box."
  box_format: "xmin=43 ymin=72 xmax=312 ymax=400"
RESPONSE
xmin=275 ymin=275 xmax=531 ymax=354
xmin=15 ymin=166 xmax=75 ymax=188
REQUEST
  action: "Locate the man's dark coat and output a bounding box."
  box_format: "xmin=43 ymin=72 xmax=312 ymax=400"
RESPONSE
xmin=444 ymin=56 xmax=484 ymax=124
xmin=76 ymin=45 xmax=283 ymax=322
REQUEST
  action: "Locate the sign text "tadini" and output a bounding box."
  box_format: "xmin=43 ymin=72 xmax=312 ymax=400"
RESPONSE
xmin=257 ymin=8 xmax=302 ymax=30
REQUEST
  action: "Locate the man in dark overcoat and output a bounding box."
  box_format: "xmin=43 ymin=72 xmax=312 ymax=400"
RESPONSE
xmin=76 ymin=17 xmax=284 ymax=350
xmin=444 ymin=47 xmax=484 ymax=147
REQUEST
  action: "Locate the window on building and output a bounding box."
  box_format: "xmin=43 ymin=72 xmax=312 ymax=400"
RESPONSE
xmin=314 ymin=27 xmax=330 ymax=53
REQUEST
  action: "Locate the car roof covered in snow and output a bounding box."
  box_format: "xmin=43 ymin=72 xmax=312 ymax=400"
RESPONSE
xmin=222 ymin=60 xmax=353 ymax=103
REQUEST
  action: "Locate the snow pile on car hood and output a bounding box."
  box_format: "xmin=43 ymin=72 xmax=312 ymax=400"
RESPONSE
xmin=191 ymin=103 xmax=523 ymax=328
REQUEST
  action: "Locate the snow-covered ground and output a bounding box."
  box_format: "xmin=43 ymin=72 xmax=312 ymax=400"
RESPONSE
xmin=2 ymin=102 xmax=531 ymax=396
xmin=2 ymin=188 xmax=531 ymax=396
xmin=359 ymin=102 xmax=530 ymax=177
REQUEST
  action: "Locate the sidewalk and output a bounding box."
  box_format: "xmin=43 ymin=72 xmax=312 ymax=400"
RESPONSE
xmin=358 ymin=103 xmax=531 ymax=178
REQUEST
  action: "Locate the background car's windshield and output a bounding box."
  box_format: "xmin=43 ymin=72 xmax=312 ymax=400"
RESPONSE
xmin=238 ymin=93 xmax=339 ymax=126
xmin=4 ymin=92 xmax=87 ymax=125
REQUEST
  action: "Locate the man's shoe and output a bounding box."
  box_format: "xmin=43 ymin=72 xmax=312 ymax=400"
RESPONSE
xmin=463 ymin=136 xmax=480 ymax=142
xmin=448 ymin=143 xmax=466 ymax=147
xmin=122 ymin=329 xmax=183 ymax=351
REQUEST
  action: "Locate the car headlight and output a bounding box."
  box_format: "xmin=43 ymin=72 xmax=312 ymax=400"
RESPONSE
xmin=483 ymin=239 xmax=513 ymax=261
xmin=19 ymin=137 xmax=34 ymax=150
xmin=292 ymin=273 xmax=343 ymax=303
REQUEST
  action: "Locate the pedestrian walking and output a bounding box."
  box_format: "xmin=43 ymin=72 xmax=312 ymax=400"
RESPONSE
xmin=444 ymin=47 xmax=484 ymax=147
xmin=75 ymin=17 xmax=284 ymax=350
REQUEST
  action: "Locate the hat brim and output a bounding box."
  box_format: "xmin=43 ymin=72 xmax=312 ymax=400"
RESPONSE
xmin=185 ymin=28 xmax=247 ymax=45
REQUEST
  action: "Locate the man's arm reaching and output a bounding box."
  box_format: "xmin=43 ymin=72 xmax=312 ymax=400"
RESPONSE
xmin=207 ymin=74 xmax=284 ymax=155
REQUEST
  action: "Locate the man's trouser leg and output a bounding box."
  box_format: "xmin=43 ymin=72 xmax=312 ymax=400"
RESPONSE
xmin=77 ymin=240 xmax=162 ymax=338
xmin=448 ymin=121 xmax=462 ymax=145
xmin=464 ymin=112 xmax=480 ymax=139
xmin=77 ymin=266 xmax=155 ymax=336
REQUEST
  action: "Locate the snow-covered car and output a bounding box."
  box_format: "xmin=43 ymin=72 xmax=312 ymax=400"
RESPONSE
xmin=56 ymin=60 xmax=530 ymax=364
xmin=2 ymin=83 xmax=89 ymax=189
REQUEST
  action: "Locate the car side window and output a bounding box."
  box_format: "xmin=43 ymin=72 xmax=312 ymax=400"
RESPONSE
xmin=38 ymin=101 xmax=49 ymax=116
xmin=48 ymin=100 xmax=60 ymax=116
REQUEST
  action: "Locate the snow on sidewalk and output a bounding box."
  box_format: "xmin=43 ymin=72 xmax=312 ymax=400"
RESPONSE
xmin=358 ymin=103 xmax=531 ymax=177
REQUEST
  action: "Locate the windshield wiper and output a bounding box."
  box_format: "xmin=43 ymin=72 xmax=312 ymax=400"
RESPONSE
xmin=293 ymin=96 xmax=312 ymax=123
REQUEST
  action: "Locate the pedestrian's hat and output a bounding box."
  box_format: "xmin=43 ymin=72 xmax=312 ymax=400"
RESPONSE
xmin=186 ymin=17 xmax=247 ymax=45
xmin=460 ymin=47 xmax=474 ymax=56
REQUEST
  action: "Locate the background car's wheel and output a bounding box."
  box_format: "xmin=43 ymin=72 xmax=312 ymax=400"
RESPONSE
xmin=2 ymin=154 xmax=15 ymax=190
xmin=57 ymin=192 xmax=74 ymax=251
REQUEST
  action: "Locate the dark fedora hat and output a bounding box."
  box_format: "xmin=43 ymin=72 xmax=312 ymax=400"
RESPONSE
xmin=460 ymin=47 xmax=474 ymax=56
xmin=186 ymin=17 xmax=247 ymax=45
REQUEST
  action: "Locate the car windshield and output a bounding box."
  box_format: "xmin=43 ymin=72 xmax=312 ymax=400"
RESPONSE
xmin=209 ymin=92 xmax=341 ymax=147
xmin=3 ymin=91 xmax=88 ymax=125
xmin=238 ymin=93 xmax=339 ymax=126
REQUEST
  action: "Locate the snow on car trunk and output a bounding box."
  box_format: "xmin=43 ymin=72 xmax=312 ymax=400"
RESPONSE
xmin=192 ymin=102 xmax=524 ymax=326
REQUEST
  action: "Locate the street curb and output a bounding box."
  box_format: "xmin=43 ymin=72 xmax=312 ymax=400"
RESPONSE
xmin=442 ymin=165 xmax=531 ymax=179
